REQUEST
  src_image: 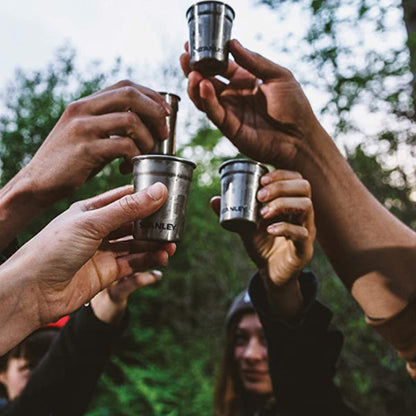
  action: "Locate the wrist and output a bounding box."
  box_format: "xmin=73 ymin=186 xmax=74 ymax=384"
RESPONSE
xmin=90 ymin=290 xmax=127 ymax=325
xmin=0 ymin=255 xmax=42 ymax=353
xmin=0 ymin=168 xmax=46 ymax=251
xmin=260 ymin=268 xmax=304 ymax=318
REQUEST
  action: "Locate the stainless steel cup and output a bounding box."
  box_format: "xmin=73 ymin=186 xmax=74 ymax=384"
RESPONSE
xmin=133 ymin=155 xmax=196 ymax=242
xmin=219 ymin=159 xmax=269 ymax=233
xmin=186 ymin=1 xmax=235 ymax=76
xmin=153 ymin=92 xmax=180 ymax=155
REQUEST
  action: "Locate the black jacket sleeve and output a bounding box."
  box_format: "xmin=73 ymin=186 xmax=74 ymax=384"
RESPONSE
xmin=1 ymin=305 xmax=127 ymax=416
xmin=249 ymin=271 xmax=359 ymax=416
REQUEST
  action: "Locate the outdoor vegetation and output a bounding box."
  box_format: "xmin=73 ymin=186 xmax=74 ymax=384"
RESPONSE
xmin=0 ymin=0 xmax=415 ymax=414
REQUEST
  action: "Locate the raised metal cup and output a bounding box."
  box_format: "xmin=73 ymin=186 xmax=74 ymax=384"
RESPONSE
xmin=186 ymin=1 xmax=235 ymax=76
xmin=219 ymin=159 xmax=269 ymax=233
xmin=133 ymin=155 xmax=196 ymax=242
xmin=153 ymin=92 xmax=180 ymax=155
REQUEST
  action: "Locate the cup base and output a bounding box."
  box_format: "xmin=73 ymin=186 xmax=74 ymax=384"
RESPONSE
xmin=192 ymin=58 xmax=227 ymax=76
xmin=220 ymin=218 xmax=257 ymax=233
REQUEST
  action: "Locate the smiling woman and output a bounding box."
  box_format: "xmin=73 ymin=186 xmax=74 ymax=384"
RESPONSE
xmin=216 ymin=292 xmax=275 ymax=415
xmin=234 ymin=313 xmax=272 ymax=397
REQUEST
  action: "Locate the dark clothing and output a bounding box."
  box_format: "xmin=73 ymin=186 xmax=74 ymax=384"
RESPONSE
xmin=248 ymin=271 xmax=359 ymax=416
xmin=0 ymin=305 xmax=126 ymax=416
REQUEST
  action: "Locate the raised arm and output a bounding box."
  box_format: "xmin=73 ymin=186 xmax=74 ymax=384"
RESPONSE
xmin=0 ymin=183 xmax=175 ymax=353
xmin=183 ymin=40 xmax=416 ymax=377
xmin=0 ymin=81 xmax=170 ymax=252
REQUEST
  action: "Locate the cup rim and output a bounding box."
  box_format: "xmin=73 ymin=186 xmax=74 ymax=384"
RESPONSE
xmin=219 ymin=158 xmax=268 ymax=173
xmin=158 ymin=92 xmax=181 ymax=102
xmin=132 ymin=154 xmax=196 ymax=169
xmin=186 ymin=1 xmax=235 ymax=19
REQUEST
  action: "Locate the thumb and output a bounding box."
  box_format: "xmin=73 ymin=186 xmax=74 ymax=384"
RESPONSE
xmin=83 ymin=182 xmax=168 ymax=238
xmin=229 ymin=39 xmax=293 ymax=81
xmin=210 ymin=196 xmax=221 ymax=217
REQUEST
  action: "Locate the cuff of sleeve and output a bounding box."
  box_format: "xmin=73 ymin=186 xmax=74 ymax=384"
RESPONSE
xmin=366 ymin=296 xmax=416 ymax=379
xmin=72 ymin=304 xmax=129 ymax=342
xmin=249 ymin=270 xmax=332 ymax=331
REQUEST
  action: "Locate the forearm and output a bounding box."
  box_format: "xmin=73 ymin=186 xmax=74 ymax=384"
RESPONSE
xmin=0 ymin=256 xmax=41 ymax=353
xmin=293 ymin=122 xmax=416 ymax=319
xmin=259 ymin=268 xmax=304 ymax=319
xmin=0 ymin=167 xmax=45 ymax=252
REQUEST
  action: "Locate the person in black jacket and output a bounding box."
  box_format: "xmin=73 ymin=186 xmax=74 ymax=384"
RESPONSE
xmin=212 ymin=169 xmax=358 ymax=416
xmin=0 ymin=270 xmax=162 ymax=416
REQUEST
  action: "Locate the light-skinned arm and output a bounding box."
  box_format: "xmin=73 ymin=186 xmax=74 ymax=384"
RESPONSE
xmin=0 ymin=183 xmax=175 ymax=354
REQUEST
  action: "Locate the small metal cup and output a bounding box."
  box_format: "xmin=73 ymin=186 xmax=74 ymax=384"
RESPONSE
xmin=133 ymin=155 xmax=196 ymax=242
xmin=219 ymin=159 xmax=269 ymax=233
xmin=153 ymin=92 xmax=180 ymax=155
xmin=186 ymin=1 xmax=235 ymax=76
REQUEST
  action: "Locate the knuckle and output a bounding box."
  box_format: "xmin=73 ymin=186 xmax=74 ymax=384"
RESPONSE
xmin=301 ymin=180 xmax=311 ymax=195
xmin=64 ymin=100 xmax=83 ymax=118
xmin=118 ymin=194 xmax=139 ymax=217
xmin=123 ymin=110 xmax=139 ymax=126
xmin=120 ymin=85 xmax=139 ymax=101
xmin=68 ymin=117 xmax=88 ymax=136
xmin=115 ymin=79 xmax=135 ymax=89
xmin=303 ymin=197 xmax=313 ymax=211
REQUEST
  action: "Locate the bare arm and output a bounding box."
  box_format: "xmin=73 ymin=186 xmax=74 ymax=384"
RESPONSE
xmin=0 ymin=183 xmax=175 ymax=353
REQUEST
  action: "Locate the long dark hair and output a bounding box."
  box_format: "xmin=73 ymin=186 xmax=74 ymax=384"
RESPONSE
xmin=214 ymin=312 xmax=246 ymax=416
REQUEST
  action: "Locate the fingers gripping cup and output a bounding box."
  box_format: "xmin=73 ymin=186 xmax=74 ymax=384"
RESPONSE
xmin=153 ymin=92 xmax=180 ymax=155
xmin=219 ymin=159 xmax=269 ymax=233
xmin=133 ymin=155 xmax=196 ymax=242
xmin=186 ymin=1 xmax=235 ymax=76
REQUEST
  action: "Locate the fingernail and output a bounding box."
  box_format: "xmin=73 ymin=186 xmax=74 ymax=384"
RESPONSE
xmin=151 ymin=270 xmax=163 ymax=280
xmin=261 ymin=206 xmax=269 ymax=216
xmin=147 ymin=182 xmax=165 ymax=201
xmin=267 ymin=224 xmax=276 ymax=233
xmin=261 ymin=175 xmax=271 ymax=185
xmin=258 ymin=188 xmax=268 ymax=201
xmin=162 ymin=101 xmax=171 ymax=115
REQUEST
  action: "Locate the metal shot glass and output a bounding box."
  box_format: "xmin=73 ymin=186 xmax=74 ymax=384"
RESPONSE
xmin=133 ymin=155 xmax=196 ymax=242
xmin=186 ymin=1 xmax=235 ymax=76
xmin=153 ymin=92 xmax=180 ymax=155
xmin=219 ymin=159 xmax=269 ymax=233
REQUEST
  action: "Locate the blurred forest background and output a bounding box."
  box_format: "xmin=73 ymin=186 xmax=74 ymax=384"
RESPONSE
xmin=0 ymin=0 xmax=415 ymax=415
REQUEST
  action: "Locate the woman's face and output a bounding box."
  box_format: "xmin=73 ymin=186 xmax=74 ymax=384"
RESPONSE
xmin=233 ymin=313 xmax=273 ymax=396
xmin=0 ymin=357 xmax=31 ymax=400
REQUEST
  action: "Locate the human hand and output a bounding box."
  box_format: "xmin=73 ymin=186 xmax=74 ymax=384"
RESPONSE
xmin=20 ymin=80 xmax=170 ymax=208
xmin=6 ymin=183 xmax=175 ymax=327
xmin=91 ymin=270 xmax=163 ymax=325
xmin=211 ymin=170 xmax=315 ymax=287
xmin=181 ymin=40 xmax=320 ymax=168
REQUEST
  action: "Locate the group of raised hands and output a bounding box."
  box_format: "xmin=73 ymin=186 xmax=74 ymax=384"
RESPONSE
xmin=0 ymin=40 xmax=415 ymax=379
